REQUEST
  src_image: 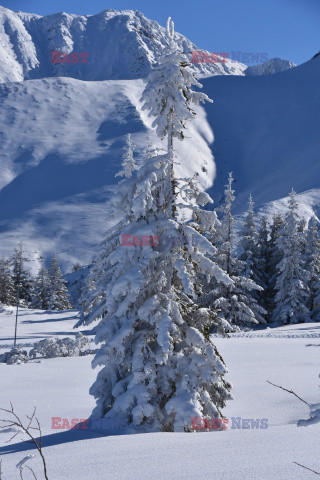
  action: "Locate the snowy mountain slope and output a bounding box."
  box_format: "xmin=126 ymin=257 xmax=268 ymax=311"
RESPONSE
xmin=0 ymin=54 xmax=320 ymax=269
xmin=0 ymin=76 xmax=214 ymax=270
xmin=250 ymin=188 xmax=320 ymax=226
xmin=245 ymin=57 xmax=296 ymax=76
xmin=1 ymin=310 xmax=319 ymax=479
xmin=0 ymin=6 xmax=318 ymax=269
xmin=202 ymin=54 xmax=320 ymax=215
xmin=0 ymin=6 xmax=246 ymax=83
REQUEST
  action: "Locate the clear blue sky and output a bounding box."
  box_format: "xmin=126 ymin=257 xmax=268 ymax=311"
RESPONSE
xmin=2 ymin=0 xmax=319 ymax=65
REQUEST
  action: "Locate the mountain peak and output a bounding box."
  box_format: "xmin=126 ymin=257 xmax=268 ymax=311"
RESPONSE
xmin=0 ymin=7 xmax=247 ymax=83
xmin=245 ymin=57 xmax=296 ymax=76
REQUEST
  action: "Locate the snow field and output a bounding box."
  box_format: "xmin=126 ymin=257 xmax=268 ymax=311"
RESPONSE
xmin=0 ymin=308 xmax=319 ymax=479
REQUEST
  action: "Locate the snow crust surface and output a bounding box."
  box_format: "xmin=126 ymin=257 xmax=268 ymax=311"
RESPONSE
xmin=0 ymin=308 xmax=319 ymax=479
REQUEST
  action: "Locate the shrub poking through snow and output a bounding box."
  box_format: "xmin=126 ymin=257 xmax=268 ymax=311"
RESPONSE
xmin=0 ymin=348 xmax=29 ymax=365
xmin=29 ymin=333 xmax=91 ymax=359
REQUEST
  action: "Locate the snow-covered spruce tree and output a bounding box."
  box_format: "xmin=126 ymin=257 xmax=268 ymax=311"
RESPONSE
xmin=240 ymin=196 xmax=266 ymax=286
xmin=141 ymin=16 xmax=212 ymax=215
xmin=86 ymin=18 xmax=233 ymax=432
xmin=204 ymin=173 xmax=266 ymax=330
xmin=255 ymin=216 xmax=271 ymax=315
xmin=311 ymin=281 xmax=320 ymax=321
xmin=67 ymin=264 xmax=88 ymax=310
xmin=88 ymin=155 xmax=233 ymax=432
xmin=240 ymin=195 xmax=257 ymax=277
xmin=48 ymin=256 xmax=71 ymax=310
xmin=184 ymin=175 xmax=235 ymax=334
xmin=75 ymin=139 xmax=138 ymax=328
xmin=272 ymin=191 xmax=309 ymax=324
xmin=12 ymin=241 xmax=33 ymax=304
xmin=76 ymin=141 xmax=161 ymax=329
xmin=239 ymin=196 xmax=267 ymax=321
xmin=305 ymin=217 xmax=320 ymax=321
xmin=116 ymin=133 xmax=136 ymax=179
xmin=267 ymin=213 xmax=285 ymax=314
xmin=0 ymin=255 xmax=15 ymax=305
xmin=31 ymin=259 xmax=51 ymax=310
xmin=298 ymin=218 xmax=307 ymax=250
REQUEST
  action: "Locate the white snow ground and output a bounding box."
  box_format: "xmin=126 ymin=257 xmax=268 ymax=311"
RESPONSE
xmin=0 ymin=307 xmax=319 ymax=479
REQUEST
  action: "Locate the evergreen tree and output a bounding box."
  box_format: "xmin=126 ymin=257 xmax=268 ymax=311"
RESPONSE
xmin=141 ymin=16 xmax=212 ymax=217
xmin=75 ymin=157 xmax=139 ymax=328
xmin=241 ymin=196 xmax=260 ymax=283
xmin=241 ymin=195 xmax=257 ymax=277
xmin=86 ymin=18 xmax=232 ymax=432
xmin=310 ymin=283 xmax=320 ymax=322
xmin=272 ymin=191 xmax=309 ymax=324
xmin=141 ymin=17 xmax=212 ymax=156
xmin=48 ymin=256 xmax=71 ymax=310
xmin=12 ymin=241 xmax=32 ymax=304
xmin=255 ymin=216 xmax=270 ymax=314
xmin=240 ymin=197 xmax=268 ymax=320
xmin=0 ymin=255 xmax=15 ymax=305
xmin=88 ymin=151 xmax=233 ymax=432
xmin=267 ymin=213 xmax=285 ymax=314
xmin=298 ymin=218 xmax=307 ymax=256
xmin=116 ymin=133 xmax=136 ymax=179
xmin=31 ymin=259 xmax=51 ymax=310
xmin=305 ymin=217 xmax=320 ymax=321
xmin=204 ymin=174 xmax=266 ymax=329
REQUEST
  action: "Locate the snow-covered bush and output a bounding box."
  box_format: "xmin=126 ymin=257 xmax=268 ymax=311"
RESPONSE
xmin=29 ymin=333 xmax=91 ymax=359
xmin=0 ymin=347 xmax=29 ymax=365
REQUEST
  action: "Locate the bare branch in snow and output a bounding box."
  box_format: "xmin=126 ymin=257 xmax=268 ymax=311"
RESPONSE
xmin=0 ymin=404 xmax=48 ymax=480
xmin=267 ymin=380 xmax=309 ymax=405
xmin=293 ymin=461 xmax=320 ymax=475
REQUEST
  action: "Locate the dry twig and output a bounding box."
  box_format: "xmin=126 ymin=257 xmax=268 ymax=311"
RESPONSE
xmin=293 ymin=461 xmax=320 ymax=475
xmin=267 ymin=380 xmax=308 ymax=405
xmin=0 ymin=404 xmax=48 ymax=480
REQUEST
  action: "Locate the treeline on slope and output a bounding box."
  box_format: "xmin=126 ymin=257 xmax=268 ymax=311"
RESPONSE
xmin=224 ymin=184 xmax=319 ymax=326
xmin=1 ymin=174 xmax=317 ymax=328
xmin=79 ymin=164 xmax=320 ymax=331
xmin=0 ymin=242 xmax=72 ymax=310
